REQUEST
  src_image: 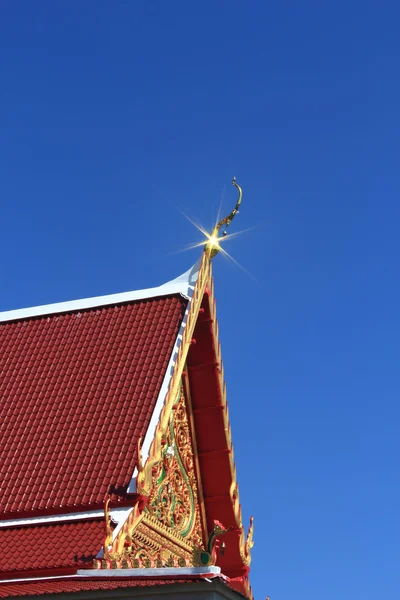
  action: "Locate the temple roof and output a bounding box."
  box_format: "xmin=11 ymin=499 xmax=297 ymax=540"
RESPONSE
xmin=0 ymin=259 xmax=253 ymax=599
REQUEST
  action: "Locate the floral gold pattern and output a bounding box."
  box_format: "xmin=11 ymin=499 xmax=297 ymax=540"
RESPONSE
xmin=96 ymin=383 xmax=205 ymax=569
xmin=146 ymin=383 xmax=203 ymax=548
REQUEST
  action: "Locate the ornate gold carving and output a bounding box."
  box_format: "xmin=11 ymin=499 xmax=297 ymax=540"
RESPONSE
xmin=193 ymin=520 xmax=229 ymax=567
xmin=95 ymin=509 xmax=198 ymax=569
xmin=137 ymin=254 xmax=211 ymax=498
xmin=240 ymin=516 xmax=254 ymax=566
xmin=128 ymin=517 xmax=192 ymax=566
xmin=146 ymin=384 xmax=203 ymax=549
xmin=113 ymin=502 xmax=144 ymax=557
xmin=103 ymin=495 xmax=113 ymax=557
xmin=97 ymin=516 xmax=220 ymax=570
xmin=206 ymin=177 xmax=243 ymax=259
xmin=101 ymin=499 xmax=145 ymax=564
xmin=97 ymin=384 xmax=205 ymax=569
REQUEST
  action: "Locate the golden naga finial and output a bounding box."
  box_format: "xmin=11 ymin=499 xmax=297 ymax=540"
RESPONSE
xmin=240 ymin=515 xmax=254 ymax=566
xmin=245 ymin=516 xmax=255 ymax=555
xmin=103 ymin=494 xmax=113 ymax=558
xmin=206 ymin=177 xmax=243 ymax=259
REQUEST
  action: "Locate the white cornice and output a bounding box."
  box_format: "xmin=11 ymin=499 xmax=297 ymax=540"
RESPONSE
xmin=0 ymin=263 xmax=198 ymax=323
xmin=0 ymin=566 xmax=221 ymax=584
xmin=0 ymin=507 xmax=129 ymax=529
xmin=76 ymin=566 xmax=221 ymax=577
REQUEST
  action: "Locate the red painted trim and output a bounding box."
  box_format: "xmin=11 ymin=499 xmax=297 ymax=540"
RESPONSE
xmin=186 ymin=288 xmax=251 ymax=597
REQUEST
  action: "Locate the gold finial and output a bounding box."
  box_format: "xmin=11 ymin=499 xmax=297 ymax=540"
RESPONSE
xmin=206 ymin=177 xmax=243 ymax=259
xmin=245 ymin=516 xmax=254 ymax=555
xmin=103 ymin=494 xmax=113 ymax=558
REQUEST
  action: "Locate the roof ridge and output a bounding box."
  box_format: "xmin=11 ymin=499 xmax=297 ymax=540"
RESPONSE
xmin=0 ymin=262 xmax=199 ymax=324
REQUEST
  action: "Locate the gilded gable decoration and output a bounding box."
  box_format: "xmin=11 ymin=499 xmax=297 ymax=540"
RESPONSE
xmin=95 ymin=382 xmax=206 ymax=569
xmin=146 ymin=383 xmax=204 ymax=548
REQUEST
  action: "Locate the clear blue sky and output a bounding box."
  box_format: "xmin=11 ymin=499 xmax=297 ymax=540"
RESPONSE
xmin=1 ymin=2 xmax=399 ymax=599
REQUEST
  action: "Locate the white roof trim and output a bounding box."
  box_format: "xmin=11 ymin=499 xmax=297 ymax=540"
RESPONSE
xmin=127 ymin=260 xmax=200 ymax=493
xmin=0 ymin=263 xmax=198 ymax=323
xmin=0 ymin=575 xmax=77 ymax=584
xmin=0 ymin=510 xmax=103 ymax=528
xmin=0 ymin=507 xmax=128 ymax=529
xmin=77 ymin=566 xmax=221 ymax=578
xmin=0 ymin=566 xmax=221 ymax=584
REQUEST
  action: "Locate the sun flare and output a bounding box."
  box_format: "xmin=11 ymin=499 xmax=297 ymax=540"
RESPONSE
xmin=173 ymin=178 xmax=259 ymax=283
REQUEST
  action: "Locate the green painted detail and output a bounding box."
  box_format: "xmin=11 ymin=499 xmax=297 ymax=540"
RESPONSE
xmin=169 ymin=392 xmax=196 ymax=538
xmin=147 ymin=385 xmax=199 ymax=540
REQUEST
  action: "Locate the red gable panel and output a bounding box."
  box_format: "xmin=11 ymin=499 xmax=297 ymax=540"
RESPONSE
xmin=0 ymin=521 xmax=105 ymax=573
xmin=0 ymin=296 xmax=187 ymax=516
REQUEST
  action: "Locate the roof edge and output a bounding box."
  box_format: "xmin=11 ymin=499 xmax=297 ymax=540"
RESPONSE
xmin=0 ymin=566 xmax=221 ymax=584
xmin=0 ymin=507 xmax=132 ymax=530
xmin=76 ymin=567 xmax=221 ymax=578
xmin=0 ymin=263 xmax=199 ymax=324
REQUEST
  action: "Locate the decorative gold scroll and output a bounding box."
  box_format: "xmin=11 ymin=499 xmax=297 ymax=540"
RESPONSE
xmin=240 ymin=516 xmax=254 ymax=566
xmin=145 ymin=384 xmax=204 ymax=549
xmin=95 ymin=384 xmax=206 ymax=569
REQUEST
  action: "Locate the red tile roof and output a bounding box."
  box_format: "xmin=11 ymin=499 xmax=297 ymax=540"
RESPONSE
xmin=0 ymin=577 xmax=207 ymax=598
xmin=0 ymin=295 xmax=187 ymax=516
xmin=0 ymin=520 xmax=105 ymax=573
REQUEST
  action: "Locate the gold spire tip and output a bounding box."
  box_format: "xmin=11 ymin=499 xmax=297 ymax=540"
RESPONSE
xmin=206 ymin=177 xmax=243 ymax=259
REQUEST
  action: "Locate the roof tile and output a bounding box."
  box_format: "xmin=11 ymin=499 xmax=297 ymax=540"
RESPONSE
xmin=0 ymin=521 xmax=104 ymax=573
xmin=0 ymin=295 xmax=187 ymax=515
